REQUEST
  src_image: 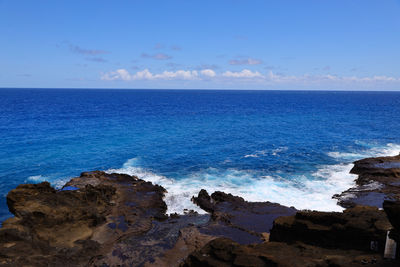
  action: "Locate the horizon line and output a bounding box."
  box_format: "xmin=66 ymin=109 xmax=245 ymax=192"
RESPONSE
xmin=1 ymin=87 xmax=400 ymax=92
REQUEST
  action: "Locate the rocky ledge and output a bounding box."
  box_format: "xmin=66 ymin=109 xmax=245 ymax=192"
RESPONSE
xmin=334 ymin=154 xmax=400 ymax=208
xmin=0 ymin=171 xmax=210 ymax=266
xmin=1 ymin=154 xmax=400 ymax=266
xmin=0 ymin=171 xmax=297 ymax=266
xmin=183 ymin=154 xmax=400 ymax=266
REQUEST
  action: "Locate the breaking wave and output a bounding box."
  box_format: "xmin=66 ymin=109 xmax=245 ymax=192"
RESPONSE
xmin=107 ymin=143 xmax=399 ymax=214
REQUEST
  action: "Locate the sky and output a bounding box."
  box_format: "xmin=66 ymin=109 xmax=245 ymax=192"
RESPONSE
xmin=0 ymin=0 xmax=400 ymax=90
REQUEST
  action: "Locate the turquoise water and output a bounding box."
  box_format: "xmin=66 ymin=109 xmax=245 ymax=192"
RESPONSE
xmin=1 ymin=89 xmax=400 ymax=221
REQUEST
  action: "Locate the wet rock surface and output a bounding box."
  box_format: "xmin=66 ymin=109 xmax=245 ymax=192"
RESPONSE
xmin=0 ymin=171 xmax=209 ymax=267
xmin=181 ymin=237 xmax=398 ymax=267
xmin=183 ymin=154 xmax=400 ymax=267
xmin=269 ymin=206 xmax=391 ymax=252
xmin=183 ymin=203 xmax=399 ymax=267
xmin=192 ymin=190 xmax=297 ymax=244
xmin=334 ymin=154 xmax=400 ymax=208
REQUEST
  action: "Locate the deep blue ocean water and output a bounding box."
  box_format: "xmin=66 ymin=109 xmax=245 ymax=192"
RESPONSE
xmin=1 ymin=89 xmax=400 ymax=221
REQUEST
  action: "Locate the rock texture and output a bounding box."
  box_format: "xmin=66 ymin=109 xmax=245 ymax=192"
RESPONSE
xmin=383 ymin=200 xmax=400 ymax=258
xmin=2 ymin=153 xmax=400 ymax=266
xmin=269 ymin=206 xmax=391 ymax=252
xmin=0 ymin=171 xmax=209 ymax=266
xmin=192 ymin=190 xmax=297 ymax=244
xmin=181 ymin=237 xmax=398 ymax=267
xmin=182 ymin=154 xmax=400 ymax=267
xmin=334 ymin=154 xmax=400 ymax=208
xmin=183 ymin=203 xmax=399 ymax=267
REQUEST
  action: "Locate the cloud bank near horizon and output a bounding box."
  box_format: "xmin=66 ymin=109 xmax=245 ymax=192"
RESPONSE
xmin=101 ymin=68 xmax=400 ymax=87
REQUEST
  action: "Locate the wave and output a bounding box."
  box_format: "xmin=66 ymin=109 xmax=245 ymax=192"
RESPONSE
xmin=107 ymin=143 xmax=400 ymax=214
xmin=106 ymin=158 xmax=356 ymax=214
xmin=243 ymin=147 xmax=288 ymax=158
xmin=26 ymin=175 xmax=46 ymax=183
xmin=26 ymin=175 xmax=75 ymax=190
xmin=27 ymin=142 xmax=397 ymax=215
xmin=327 ymin=143 xmax=400 ymax=160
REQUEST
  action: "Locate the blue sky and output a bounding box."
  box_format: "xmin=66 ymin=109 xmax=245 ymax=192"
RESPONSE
xmin=1 ymin=0 xmax=399 ymax=90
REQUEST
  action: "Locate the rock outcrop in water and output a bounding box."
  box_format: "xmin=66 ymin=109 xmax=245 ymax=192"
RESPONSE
xmin=0 ymin=171 xmax=209 ymax=266
xmin=334 ymin=154 xmax=400 ymax=208
xmin=1 ymin=153 xmax=400 ymax=266
xmin=192 ymin=189 xmax=297 ymax=244
xmin=0 ymin=172 xmax=301 ymax=266
xmin=182 ymin=154 xmax=400 ymax=267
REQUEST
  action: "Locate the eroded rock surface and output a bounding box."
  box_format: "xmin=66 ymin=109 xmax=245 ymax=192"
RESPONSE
xmin=0 ymin=171 xmax=209 ymax=267
xmin=270 ymin=206 xmax=391 ymax=252
xmin=183 ymin=204 xmax=399 ymax=267
xmin=334 ymin=154 xmax=400 ymax=208
xmin=181 ymin=237 xmax=398 ymax=267
xmin=192 ymin=190 xmax=297 ymax=244
xmin=2 ymin=152 xmax=400 ymax=266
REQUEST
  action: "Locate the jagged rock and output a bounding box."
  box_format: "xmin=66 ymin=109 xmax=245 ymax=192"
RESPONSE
xmin=0 ymin=171 xmax=208 ymax=267
xmin=192 ymin=190 xmax=297 ymax=244
xmin=383 ymin=200 xmax=400 ymax=234
xmin=334 ymin=154 xmax=400 ymax=208
xmin=269 ymin=206 xmax=391 ymax=253
xmin=181 ymin=237 xmax=398 ymax=267
xmin=3 ymin=152 xmax=400 ymax=266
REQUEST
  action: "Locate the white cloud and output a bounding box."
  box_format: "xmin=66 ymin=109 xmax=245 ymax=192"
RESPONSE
xmin=229 ymin=58 xmax=263 ymax=65
xmin=141 ymin=53 xmax=172 ymax=60
xmin=263 ymin=71 xmax=400 ymax=84
xmin=101 ymin=68 xmax=400 ymax=88
xmin=222 ymin=69 xmax=265 ymax=78
xmin=200 ymin=69 xmax=216 ymax=77
xmin=101 ymin=69 xmax=132 ymax=81
xmin=101 ymin=69 xmax=200 ymax=81
xmin=69 ymin=45 xmax=109 ymax=55
xmin=154 ymin=70 xmax=198 ymax=80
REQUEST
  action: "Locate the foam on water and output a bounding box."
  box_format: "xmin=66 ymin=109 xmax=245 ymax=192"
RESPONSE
xmin=327 ymin=143 xmax=400 ymax=160
xmin=107 ymin=143 xmax=400 ymax=214
xmin=107 ymin=160 xmax=355 ymax=214
xmin=243 ymin=147 xmax=288 ymax=158
xmin=26 ymin=175 xmax=46 ymax=183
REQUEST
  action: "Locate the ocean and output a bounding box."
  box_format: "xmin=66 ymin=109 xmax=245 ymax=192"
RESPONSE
xmin=1 ymin=88 xmax=400 ymax=222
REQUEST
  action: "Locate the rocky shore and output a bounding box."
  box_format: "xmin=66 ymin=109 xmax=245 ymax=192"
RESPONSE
xmin=1 ymin=154 xmax=400 ymax=266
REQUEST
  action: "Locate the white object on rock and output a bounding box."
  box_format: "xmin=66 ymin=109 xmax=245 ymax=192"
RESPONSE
xmin=384 ymin=231 xmax=397 ymax=259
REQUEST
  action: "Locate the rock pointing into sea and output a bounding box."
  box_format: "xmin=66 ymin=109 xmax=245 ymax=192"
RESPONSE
xmin=0 ymin=171 xmax=206 ymax=266
xmin=334 ymin=154 xmax=400 ymax=208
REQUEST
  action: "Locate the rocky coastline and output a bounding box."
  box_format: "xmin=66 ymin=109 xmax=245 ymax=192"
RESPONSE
xmin=1 ymin=155 xmax=400 ymax=266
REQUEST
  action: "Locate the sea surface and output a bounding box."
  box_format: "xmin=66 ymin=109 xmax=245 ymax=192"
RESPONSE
xmin=1 ymin=89 xmax=400 ymax=222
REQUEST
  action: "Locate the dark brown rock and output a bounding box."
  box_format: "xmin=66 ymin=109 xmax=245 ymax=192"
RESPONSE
xmin=0 ymin=171 xmax=205 ymax=267
xmin=181 ymin=237 xmax=398 ymax=267
xmin=383 ymin=200 xmax=400 ymax=247
xmin=334 ymin=154 xmax=400 ymax=208
xmin=192 ymin=190 xmax=297 ymax=244
xmin=270 ymin=206 xmax=391 ymax=253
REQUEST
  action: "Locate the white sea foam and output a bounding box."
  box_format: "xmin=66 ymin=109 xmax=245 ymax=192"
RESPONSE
xmin=26 ymin=175 xmax=46 ymax=183
xmin=272 ymin=146 xmax=288 ymax=156
xmin=327 ymin=143 xmax=400 ymax=160
xmin=244 ymin=147 xmax=287 ymax=158
xmin=243 ymin=150 xmax=267 ymax=158
xmin=107 ymin=157 xmax=356 ymax=213
xmin=106 ymin=143 xmax=400 ymax=214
